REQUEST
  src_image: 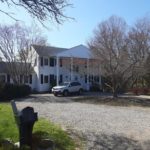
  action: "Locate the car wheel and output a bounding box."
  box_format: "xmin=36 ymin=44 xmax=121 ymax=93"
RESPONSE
xmin=63 ymin=90 xmax=68 ymax=96
xmin=78 ymin=89 xmax=83 ymax=95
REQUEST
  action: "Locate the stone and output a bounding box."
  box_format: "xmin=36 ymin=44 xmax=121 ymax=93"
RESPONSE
xmin=14 ymin=141 xmax=20 ymax=148
xmin=1 ymin=138 xmax=15 ymax=149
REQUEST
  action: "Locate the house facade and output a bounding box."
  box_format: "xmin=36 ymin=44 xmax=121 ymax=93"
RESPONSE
xmin=0 ymin=44 xmax=101 ymax=92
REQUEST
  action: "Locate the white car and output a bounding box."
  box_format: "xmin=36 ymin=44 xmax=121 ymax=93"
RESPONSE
xmin=52 ymin=81 xmax=83 ymax=96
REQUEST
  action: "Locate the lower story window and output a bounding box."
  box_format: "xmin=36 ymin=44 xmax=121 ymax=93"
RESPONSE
xmin=44 ymin=75 xmax=48 ymax=83
xmin=0 ymin=75 xmax=6 ymax=83
xmin=24 ymin=76 xmax=29 ymax=83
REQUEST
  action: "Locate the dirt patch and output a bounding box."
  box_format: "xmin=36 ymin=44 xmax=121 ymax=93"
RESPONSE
xmin=73 ymin=96 xmax=150 ymax=107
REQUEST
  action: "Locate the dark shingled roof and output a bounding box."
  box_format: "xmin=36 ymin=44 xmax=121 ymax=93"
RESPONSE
xmin=0 ymin=62 xmax=34 ymax=74
xmin=32 ymin=45 xmax=68 ymax=56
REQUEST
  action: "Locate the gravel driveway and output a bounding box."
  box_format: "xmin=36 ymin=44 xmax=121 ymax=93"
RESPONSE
xmin=16 ymin=94 xmax=150 ymax=150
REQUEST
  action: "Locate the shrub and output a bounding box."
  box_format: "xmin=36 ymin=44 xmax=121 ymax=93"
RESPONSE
xmin=90 ymin=83 xmax=101 ymax=92
xmin=130 ymin=87 xmax=150 ymax=95
xmin=0 ymin=84 xmax=31 ymax=100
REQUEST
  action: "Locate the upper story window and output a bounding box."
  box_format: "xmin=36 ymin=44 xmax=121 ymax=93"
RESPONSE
xmin=73 ymin=65 xmax=79 ymax=72
xmin=49 ymin=57 xmax=55 ymax=67
xmin=44 ymin=58 xmax=48 ymax=66
xmin=60 ymin=58 xmax=63 ymax=67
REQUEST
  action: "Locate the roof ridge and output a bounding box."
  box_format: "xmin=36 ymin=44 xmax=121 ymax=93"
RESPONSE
xmin=69 ymin=44 xmax=87 ymax=49
xmin=32 ymin=44 xmax=67 ymax=50
xmin=32 ymin=44 xmax=68 ymax=56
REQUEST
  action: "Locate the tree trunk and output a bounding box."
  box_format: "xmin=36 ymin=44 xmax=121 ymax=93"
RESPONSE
xmin=113 ymin=91 xmax=118 ymax=98
xmin=112 ymin=88 xmax=118 ymax=98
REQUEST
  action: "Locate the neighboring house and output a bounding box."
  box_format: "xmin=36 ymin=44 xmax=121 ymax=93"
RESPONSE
xmin=0 ymin=44 xmax=101 ymax=92
xmin=0 ymin=61 xmax=33 ymax=86
xmin=0 ymin=62 xmax=10 ymax=83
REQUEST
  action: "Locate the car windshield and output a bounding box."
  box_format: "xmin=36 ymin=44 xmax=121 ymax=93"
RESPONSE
xmin=59 ymin=82 xmax=70 ymax=86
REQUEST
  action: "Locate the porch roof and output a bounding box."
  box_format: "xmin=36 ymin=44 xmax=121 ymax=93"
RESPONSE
xmin=57 ymin=45 xmax=92 ymax=59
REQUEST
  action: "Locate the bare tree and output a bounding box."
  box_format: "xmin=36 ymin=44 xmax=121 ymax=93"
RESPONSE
xmin=88 ymin=16 xmax=136 ymax=97
xmin=0 ymin=23 xmax=47 ymax=84
xmin=0 ymin=0 xmax=71 ymax=24
xmin=128 ymin=17 xmax=150 ymax=87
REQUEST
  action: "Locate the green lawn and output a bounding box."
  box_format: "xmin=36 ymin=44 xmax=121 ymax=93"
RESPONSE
xmin=0 ymin=103 xmax=75 ymax=150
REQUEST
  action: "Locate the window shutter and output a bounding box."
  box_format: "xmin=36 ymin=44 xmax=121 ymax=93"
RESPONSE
xmin=7 ymin=74 xmax=10 ymax=83
xmin=41 ymin=57 xmax=43 ymax=66
xmin=41 ymin=74 xmax=43 ymax=84
xmin=29 ymin=75 xmax=32 ymax=84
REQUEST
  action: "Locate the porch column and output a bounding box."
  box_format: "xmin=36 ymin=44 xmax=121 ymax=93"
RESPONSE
xmin=86 ymin=58 xmax=90 ymax=91
xmin=56 ymin=56 xmax=59 ymax=86
xmin=70 ymin=57 xmax=73 ymax=81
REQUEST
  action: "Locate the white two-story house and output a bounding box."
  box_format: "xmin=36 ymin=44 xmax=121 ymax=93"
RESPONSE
xmin=30 ymin=44 xmax=101 ymax=92
xmin=0 ymin=44 xmax=101 ymax=92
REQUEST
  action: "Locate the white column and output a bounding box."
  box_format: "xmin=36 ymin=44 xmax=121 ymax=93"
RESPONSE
xmin=70 ymin=57 xmax=73 ymax=81
xmin=86 ymin=58 xmax=90 ymax=91
xmin=56 ymin=57 xmax=59 ymax=86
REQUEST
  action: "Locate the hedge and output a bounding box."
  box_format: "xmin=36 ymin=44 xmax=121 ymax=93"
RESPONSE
xmin=130 ymin=87 xmax=150 ymax=95
xmin=0 ymin=83 xmax=31 ymax=100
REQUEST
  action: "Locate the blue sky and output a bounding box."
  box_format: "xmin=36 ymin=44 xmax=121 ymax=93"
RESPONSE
xmin=0 ymin=0 xmax=150 ymax=48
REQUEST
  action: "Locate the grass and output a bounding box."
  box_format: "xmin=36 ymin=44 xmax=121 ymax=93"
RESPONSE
xmin=0 ymin=103 xmax=76 ymax=150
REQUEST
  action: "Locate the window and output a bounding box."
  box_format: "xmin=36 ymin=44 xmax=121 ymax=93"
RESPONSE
xmin=41 ymin=57 xmax=43 ymax=66
xmin=7 ymin=74 xmax=10 ymax=83
xmin=50 ymin=74 xmax=56 ymax=86
xmin=44 ymin=75 xmax=48 ymax=83
xmin=75 ymin=76 xmax=78 ymax=81
xmin=85 ymin=63 xmax=87 ymax=68
xmin=41 ymin=74 xmax=43 ymax=84
xmin=44 ymin=58 xmax=48 ymax=66
xmin=29 ymin=75 xmax=32 ymax=84
xmin=49 ymin=57 xmax=55 ymax=66
xmin=0 ymin=75 xmax=6 ymax=83
xmin=97 ymin=76 xmax=100 ymax=82
xmin=95 ymin=76 xmax=99 ymax=82
xmin=73 ymin=65 xmax=79 ymax=72
xmin=60 ymin=58 xmax=63 ymax=67
xmin=89 ymin=75 xmax=93 ymax=82
xmin=24 ymin=76 xmax=28 ymax=83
